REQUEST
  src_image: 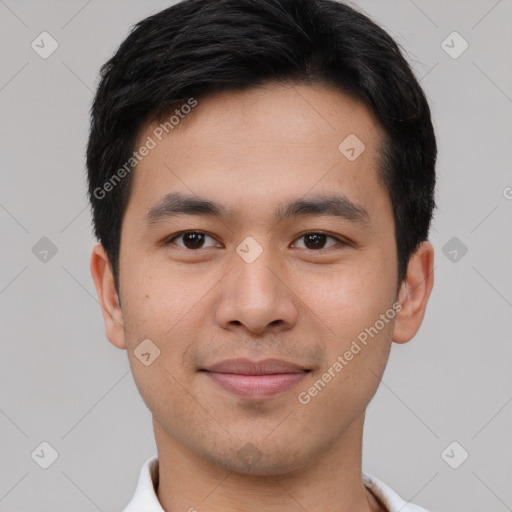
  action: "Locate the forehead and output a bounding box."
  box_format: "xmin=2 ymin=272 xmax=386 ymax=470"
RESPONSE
xmin=124 ymin=83 xmax=389 ymax=227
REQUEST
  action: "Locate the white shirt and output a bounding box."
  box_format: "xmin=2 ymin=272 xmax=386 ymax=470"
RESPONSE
xmin=122 ymin=455 xmax=429 ymax=512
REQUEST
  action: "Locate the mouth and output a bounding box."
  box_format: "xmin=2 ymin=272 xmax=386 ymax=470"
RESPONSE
xmin=200 ymin=358 xmax=311 ymax=399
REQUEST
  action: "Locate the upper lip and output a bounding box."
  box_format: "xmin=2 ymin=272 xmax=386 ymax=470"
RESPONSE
xmin=203 ymin=358 xmax=309 ymax=375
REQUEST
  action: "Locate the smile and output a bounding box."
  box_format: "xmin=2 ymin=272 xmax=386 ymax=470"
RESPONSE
xmin=201 ymin=358 xmax=310 ymax=399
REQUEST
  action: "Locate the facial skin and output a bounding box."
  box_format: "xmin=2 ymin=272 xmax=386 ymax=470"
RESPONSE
xmin=91 ymin=83 xmax=434 ymax=512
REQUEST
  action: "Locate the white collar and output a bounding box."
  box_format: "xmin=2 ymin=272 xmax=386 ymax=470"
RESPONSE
xmin=122 ymin=455 xmax=429 ymax=512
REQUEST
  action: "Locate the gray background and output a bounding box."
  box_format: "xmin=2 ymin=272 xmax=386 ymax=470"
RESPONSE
xmin=1 ymin=0 xmax=511 ymax=511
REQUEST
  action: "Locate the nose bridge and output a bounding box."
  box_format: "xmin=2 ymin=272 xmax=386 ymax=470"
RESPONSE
xmin=214 ymin=241 xmax=298 ymax=333
xmin=231 ymin=243 xmax=281 ymax=306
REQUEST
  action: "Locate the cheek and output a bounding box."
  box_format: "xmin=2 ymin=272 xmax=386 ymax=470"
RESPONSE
xmin=295 ymin=287 xmax=394 ymax=431
xmin=121 ymin=278 xmax=197 ymax=423
xmin=291 ymin=253 xmax=396 ymax=402
xmin=120 ymin=258 xmax=218 ymax=385
xmin=120 ymin=255 xmax=198 ymax=336
xmin=292 ymin=255 xmax=392 ymax=334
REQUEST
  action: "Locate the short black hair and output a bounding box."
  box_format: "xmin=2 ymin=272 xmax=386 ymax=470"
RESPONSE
xmin=86 ymin=0 xmax=436 ymax=295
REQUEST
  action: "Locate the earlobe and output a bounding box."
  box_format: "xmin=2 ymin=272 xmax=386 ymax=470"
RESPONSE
xmin=90 ymin=243 xmax=127 ymax=350
xmin=392 ymin=241 xmax=434 ymax=344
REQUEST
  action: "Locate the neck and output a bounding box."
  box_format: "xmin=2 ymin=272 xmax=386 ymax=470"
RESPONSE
xmin=153 ymin=413 xmax=383 ymax=512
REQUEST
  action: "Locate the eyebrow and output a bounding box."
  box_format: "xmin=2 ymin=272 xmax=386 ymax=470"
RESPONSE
xmin=144 ymin=191 xmax=371 ymax=227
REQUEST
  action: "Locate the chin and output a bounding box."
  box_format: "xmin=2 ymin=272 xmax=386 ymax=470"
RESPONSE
xmin=203 ymin=441 xmax=310 ymax=477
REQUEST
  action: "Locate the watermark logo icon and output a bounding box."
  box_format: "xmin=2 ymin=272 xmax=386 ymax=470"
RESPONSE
xmin=338 ymin=134 xmax=365 ymax=161
xmin=441 ymin=441 xmax=469 ymax=469
xmin=236 ymin=236 xmax=263 ymax=263
xmin=441 ymin=31 xmax=468 ymax=59
xmin=32 ymin=237 xmax=58 ymax=263
xmin=31 ymin=441 xmax=59 ymax=469
xmin=31 ymin=32 xmax=59 ymax=59
xmin=442 ymin=236 xmax=468 ymax=263
xmin=236 ymin=442 xmax=263 ymax=468
xmin=134 ymin=338 xmax=161 ymax=366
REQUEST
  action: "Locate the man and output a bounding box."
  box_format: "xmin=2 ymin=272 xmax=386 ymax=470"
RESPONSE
xmin=87 ymin=0 xmax=436 ymax=510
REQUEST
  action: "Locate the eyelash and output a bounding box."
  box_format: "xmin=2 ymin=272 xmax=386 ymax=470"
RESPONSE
xmin=162 ymin=230 xmax=349 ymax=251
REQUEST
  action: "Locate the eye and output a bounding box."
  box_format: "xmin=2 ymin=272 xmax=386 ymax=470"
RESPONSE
xmin=291 ymin=232 xmax=344 ymax=250
xmin=163 ymin=230 xmax=347 ymax=251
xmin=164 ymin=231 xmax=221 ymax=250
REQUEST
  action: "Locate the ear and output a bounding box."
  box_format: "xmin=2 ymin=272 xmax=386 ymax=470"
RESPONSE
xmin=392 ymin=241 xmax=434 ymax=344
xmin=90 ymin=243 xmax=127 ymax=349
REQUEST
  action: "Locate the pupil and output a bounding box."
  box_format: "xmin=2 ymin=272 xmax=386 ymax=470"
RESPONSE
xmin=184 ymin=232 xmax=204 ymax=249
xmin=305 ymin=233 xmax=326 ymax=249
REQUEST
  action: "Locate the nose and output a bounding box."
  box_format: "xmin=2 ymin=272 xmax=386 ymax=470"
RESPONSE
xmin=214 ymin=250 xmax=299 ymax=335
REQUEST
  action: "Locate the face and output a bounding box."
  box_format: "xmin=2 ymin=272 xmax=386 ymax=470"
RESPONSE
xmin=103 ymin=83 xmax=404 ymax=475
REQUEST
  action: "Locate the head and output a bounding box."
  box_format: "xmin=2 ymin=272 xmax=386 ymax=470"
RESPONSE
xmin=88 ymin=0 xmax=435 ymax=475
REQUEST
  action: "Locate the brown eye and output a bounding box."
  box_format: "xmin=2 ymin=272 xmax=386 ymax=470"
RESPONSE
xmin=292 ymin=232 xmax=341 ymax=250
xmin=166 ymin=231 xmax=219 ymax=250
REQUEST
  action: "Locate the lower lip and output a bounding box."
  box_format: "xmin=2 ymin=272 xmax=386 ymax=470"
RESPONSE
xmin=204 ymin=372 xmax=307 ymax=399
